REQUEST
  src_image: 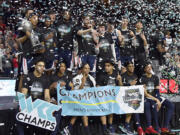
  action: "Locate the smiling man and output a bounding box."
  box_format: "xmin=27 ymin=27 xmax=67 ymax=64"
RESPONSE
xmin=17 ymin=59 xmax=50 ymax=135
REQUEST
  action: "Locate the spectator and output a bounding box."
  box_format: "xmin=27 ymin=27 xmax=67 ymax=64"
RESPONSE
xmin=0 ymin=43 xmax=5 ymax=73
xmin=12 ymin=54 xmax=18 ymax=77
xmin=2 ymin=48 xmax=13 ymax=77
xmin=0 ymin=16 xmax=5 ymax=36
xmin=12 ymin=41 xmax=19 ymax=55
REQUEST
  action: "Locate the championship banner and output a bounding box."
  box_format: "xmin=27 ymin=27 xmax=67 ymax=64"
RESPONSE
xmin=57 ymin=85 xmax=144 ymax=116
xmin=16 ymin=92 xmax=61 ymax=131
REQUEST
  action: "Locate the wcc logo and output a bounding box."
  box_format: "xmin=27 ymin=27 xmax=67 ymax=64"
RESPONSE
xmin=16 ymin=92 xmax=61 ymax=131
xmin=123 ymin=89 xmax=142 ymax=110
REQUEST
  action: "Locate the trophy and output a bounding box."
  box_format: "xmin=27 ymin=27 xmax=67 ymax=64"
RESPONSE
xmin=18 ymin=18 xmax=32 ymax=32
xmin=18 ymin=18 xmax=43 ymax=53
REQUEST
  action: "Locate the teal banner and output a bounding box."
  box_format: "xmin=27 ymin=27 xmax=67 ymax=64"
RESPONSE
xmin=57 ymin=85 xmax=144 ymax=116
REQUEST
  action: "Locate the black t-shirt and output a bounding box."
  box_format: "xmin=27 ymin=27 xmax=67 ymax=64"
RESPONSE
xmin=98 ymin=32 xmax=114 ymax=59
xmin=139 ymin=74 xmax=159 ymax=96
xmin=50 ymin=71 xmax=72 ymax=87
xmin=97 ymin=70 xmax=118 ymax=86
xmin=74 ymin=25 xmax=83 ymax=55
xmin=56 ymin=19 xmax=74 ymax=51
xmin=17 ymin=31 xmax=31 ymax=57
xmin=134 ymin=31 xmax=145 ymax=54
xmin=149 ymin=34 xmax=161 ymax=60
xmin=22 ymin=73 xmax=49 ymax=100
xmin=50 ymin=71 xmax=73 ymax=99
xmin=78 ymin=26 xmax=96 ymax=55
xmin=122 ymin=72 xmax=138 ymax=86
xmin=42 ymin=26 xmax=57 ymax=61
xmin=110 ymin=29 xmax=120 ymax=47
xmin=120 ymin=29 xmax=134 ymax=57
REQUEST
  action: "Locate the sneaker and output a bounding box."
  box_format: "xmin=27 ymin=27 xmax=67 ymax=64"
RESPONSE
xmin=137 ymin=127 xmax=145 ymax=135
xmin=145 ymin=126 xmax=158 ymax=134
xmin=161 ymin=128 xmax=176 ymax=135
xmin=62 ymin=126 xmax=71 ymax=135
xmin=118 ymin=125 xmax=134 ymax=135
xmin=155 ymin=128 xmax=161 ymax=134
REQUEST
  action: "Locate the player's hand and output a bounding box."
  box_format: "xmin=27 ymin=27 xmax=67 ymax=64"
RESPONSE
xmin=82 ymin=74 xmax=88 ymax=83
xmin=130 ymin=78 xmax=137 ymax=85
xmin=45 ymin=32 xmax=54 ymax=40
xmin=116 ymin=74 xmax=122 ymax=82
xmin=26 ymin=31 xmax=31 ymax=38
xmin=50 ymin=82 xmax=57 ymax=89
xmin=129 ymin=30 xmax=135 ymax=37
xmin=69 ymin=82 xmax=73 ymax=88
xmin=156 ymin=99 xmax=161 ymax=111
xmin=60 ymin=82 xmax=66 ymax=87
